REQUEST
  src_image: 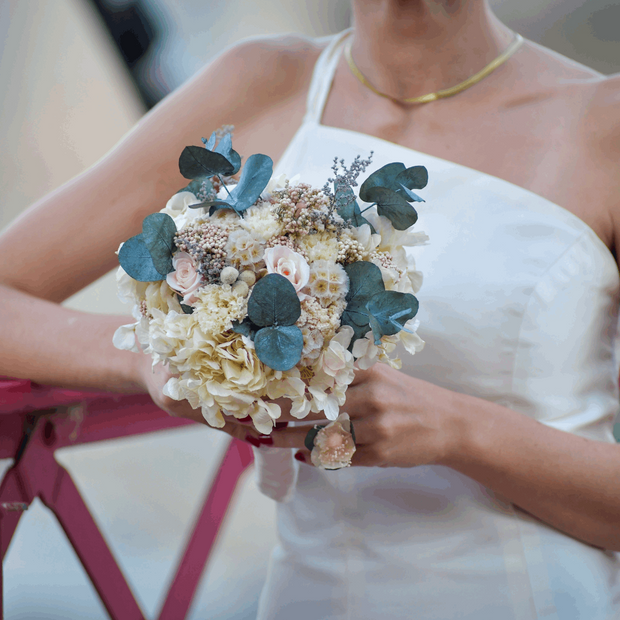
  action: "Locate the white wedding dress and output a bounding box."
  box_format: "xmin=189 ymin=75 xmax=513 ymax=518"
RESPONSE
xmin=255 ymin=30 xmax=620 ymax=619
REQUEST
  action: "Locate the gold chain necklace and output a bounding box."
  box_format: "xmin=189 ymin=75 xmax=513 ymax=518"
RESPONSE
xmin=344 ymin=33 xmax=524 ymax=104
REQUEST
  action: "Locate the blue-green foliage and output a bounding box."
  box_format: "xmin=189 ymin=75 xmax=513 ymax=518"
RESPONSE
xmin=118 ymin=213 xmax=177 ymax=282
xmin=232 ymin=318 xmax=258 ymax=339
xmin=341 ymin=261 xmax=385 ymax=342
xmin=178 ymin=132 xmax=241 ymax=200
xmin=363 ymin=186 xmax=418 ymax=230
xmin=246 ymin=273 xmax=303 ymax=371
xmin=179 ymin=145 xmax=234 ymax=178
xmin=366 ymin=290 xmax=418 ymax=345
xmin=254 ymin=326 xmax=304 ymax=372
xmin=183 ymin=176 xmax=215 ymax=200
xmin=142 ymin=213 xmax=177 ymax=275
xmin=207 ymin=154 xmax=273 ymax=216
xmin=335 ymin=182 xmax=376 ymax=233
xmin=341 ymin=261 xmax=419 ymax=347
xmin=304 ymin=425 xmax=323 ymax=451
xmin=359 ymin=162 xmax=428 ymax=230
xmin=177 ymin=295 xmax=195 ymax=315
xmin=118 ymin=236 xmax=166 ymax=282
xmin=208 ymin=132 xmax=242 ymax=175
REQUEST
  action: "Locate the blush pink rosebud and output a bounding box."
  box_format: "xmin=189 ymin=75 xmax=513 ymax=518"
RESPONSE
xmin=263 ymin=246 xmax=310 ymax=300
xmin=166 ymin=252 xmax=202 ymax=305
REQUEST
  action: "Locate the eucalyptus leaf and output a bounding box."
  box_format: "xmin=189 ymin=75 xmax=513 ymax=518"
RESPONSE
xmin=213 ymin=133 xmax=242 ymax=175
xmin=228 ymin=153 xmax=273 ymax=211
xmin=359 ymin=162 xmax=405 ymax=202
xmin=254 ymin=325 xmax=304 ymax=371
xmin=142 ymin=213 xmax=177 ymax=275
xmin=179 ymin=145 xmax=234 ymax=179
xmin=232 ymin=318 xmax=258 ymax=340
xmin=176 ymin=295 xmax=194 ymax=315
xmin=247 ymin=273 xmax=301 ymax=327
xmin=363 ymin=186 xmax=418 ymax=230
xmin=398 ymin=185 xmax=425 ymax=203
xmin=340 ymin=261 xmax=386 ymax=343
xmin=182 ymin=176 xmax=214 ymax=201
xmin=395 ymin=165 xmax=428 ymax=190
xmin=202 ymin=132 xmax=217 ymax=150
xmin=334 ymin=183 xmax=376 ymax=233
xmin=345 ymin=261 xmax=385 ymax=305
xmin=304 ymin=425 xmax=325 ymax=451
xmin=366 ymin=290 xmax=419 ymax=345
xmin=118 ymin=235 xmax=166 ymax=282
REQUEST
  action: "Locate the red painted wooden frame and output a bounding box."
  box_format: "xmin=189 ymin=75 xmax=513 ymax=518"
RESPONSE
xmin=0 ymin=378 xmax=254 ymax=619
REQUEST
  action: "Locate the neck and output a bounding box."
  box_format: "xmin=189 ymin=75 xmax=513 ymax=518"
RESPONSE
xmin=350 ymin=0 xmax=515 ymax=101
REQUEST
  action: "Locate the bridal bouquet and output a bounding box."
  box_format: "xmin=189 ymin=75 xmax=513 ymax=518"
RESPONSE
xmin=113 ymin=128 xmax=428 ymax=434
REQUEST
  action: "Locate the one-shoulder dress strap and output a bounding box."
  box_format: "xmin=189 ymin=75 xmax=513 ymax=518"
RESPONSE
xmin=304 ymin=28 xmax=353 ymax=125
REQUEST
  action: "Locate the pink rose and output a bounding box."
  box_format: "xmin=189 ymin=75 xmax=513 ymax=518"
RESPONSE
xmin=263 ymin=246 xmax=310 ymax=300
xmin=166 ymin=252 xmax=202 ymax=305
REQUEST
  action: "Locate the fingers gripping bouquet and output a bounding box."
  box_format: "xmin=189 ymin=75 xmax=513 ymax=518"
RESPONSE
xmin=113 ymin=127 xmax=428 ymax=459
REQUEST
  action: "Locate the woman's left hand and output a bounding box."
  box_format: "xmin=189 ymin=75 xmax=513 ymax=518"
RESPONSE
xmin=271 ymin=364 xmax=464 ymax=468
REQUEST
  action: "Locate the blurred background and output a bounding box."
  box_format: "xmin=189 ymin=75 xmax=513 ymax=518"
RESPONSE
xmin=1 ymin=0 xmax=619 ymax=618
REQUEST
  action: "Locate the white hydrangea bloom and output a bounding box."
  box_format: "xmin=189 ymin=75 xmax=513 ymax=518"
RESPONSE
xmin=348 ymin=223 xmax=381 ymax=256
xmin=116 ymin=266 xmax=148 ymax=306
xmin=306 ymin=326 xmax=355 ymax=420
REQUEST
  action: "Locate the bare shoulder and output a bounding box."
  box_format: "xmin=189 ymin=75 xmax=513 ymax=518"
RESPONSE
xmin=179 ymin=33 xmax=324 ymax=128
xmin=519 ymin=38 xmax=604 ymax=82
xmin=580 ymin=74 xmax=620 ymax=175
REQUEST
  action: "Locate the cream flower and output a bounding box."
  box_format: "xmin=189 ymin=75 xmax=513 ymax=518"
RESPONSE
xmin=161 ymin=192 xmax=205 ymax=230
xmin=264 ymin=246 xmax=310 ymax=299
xmin=399 ymin=318 xmax=425 ymax=355
xmin=306 ymin=326 xmax=355 ymax=420
xmin=193 ymin=284 xmax=247 ymax=336
xmin=299 ymin=231 xmax=339 ymax=262
xmin=145 ymin=280 xmax=183 ymax=315
xmin=116 ymin=266 xmax=148 ymax=306
xmin=225 ymin=229 xmax=265 ymax=267
xmin=241 ymin=201 xmax=284 ymax=241
xmin=112 ymin=323 xmax=140 ymax=352
xmin=166 ymin=252 xmax=203 ymax=305
xmin=305 ymin=259 xmax=349 ymax=305
xmin=348 ymin=223 xmax=380 ymax=256
xmin=166 ymin=191 xmax=199 ymax=211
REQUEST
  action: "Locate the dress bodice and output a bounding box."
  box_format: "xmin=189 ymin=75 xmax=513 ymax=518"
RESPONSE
xmin=257 ymin=30 xmax=620 ymax=620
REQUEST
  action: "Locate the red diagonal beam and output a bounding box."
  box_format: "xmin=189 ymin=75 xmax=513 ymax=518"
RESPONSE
xmin=6 ymin=417 xmax=146 ymax=620
xmin=158 ymin=439 xmax=254 ymax=620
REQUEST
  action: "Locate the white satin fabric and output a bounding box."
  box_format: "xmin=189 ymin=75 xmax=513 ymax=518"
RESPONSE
xmin=255 ymin=30 xmax=620 ymax=619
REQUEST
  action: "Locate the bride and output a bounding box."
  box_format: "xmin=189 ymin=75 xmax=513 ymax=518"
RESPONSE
xmin=1 ymin=1 xmax=619 ymax=617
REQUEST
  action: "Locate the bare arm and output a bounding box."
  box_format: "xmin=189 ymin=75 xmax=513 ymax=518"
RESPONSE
xmin=0 ymin=36 xmax=316 ymax=392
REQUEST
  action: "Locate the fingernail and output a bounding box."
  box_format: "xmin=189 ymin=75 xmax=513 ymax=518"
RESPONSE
xmin=294 ymin=452 xmax=306 ymax=463
xmin=274 ymin=421 xmax=288 ymax=429
xmin=245 ymin=435 xmax=261 ymax=448
xmin=258 ymin=436 xmax=274 ymax=446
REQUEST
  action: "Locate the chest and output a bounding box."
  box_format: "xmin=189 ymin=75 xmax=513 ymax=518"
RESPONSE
xmin=321 ymin=70 xmax=614 ymax=256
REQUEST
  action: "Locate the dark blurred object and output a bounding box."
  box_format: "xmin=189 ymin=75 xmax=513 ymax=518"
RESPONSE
xmin=89 ymin=0 xmax=158 ymax=108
